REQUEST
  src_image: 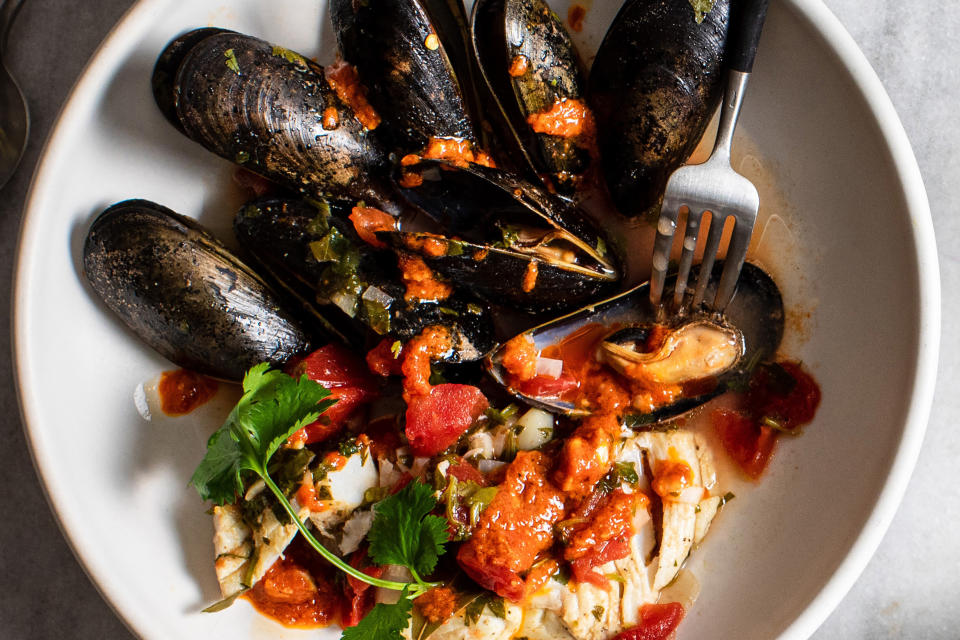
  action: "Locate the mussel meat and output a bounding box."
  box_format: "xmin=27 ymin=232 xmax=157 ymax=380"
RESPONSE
xmin=589 ymin=0 xmax=730 ymax=218
xmin=152 ymin=29 xmax=397 ymax=209
xmin=471 ymin=0 xmax=594 ymax=193
xmin=234 ymin=197 xmax=496 ymax=362
xmin=391 ymin=158 xmax=619 ymax=314
xmin=82 ymin=200 xmax=314 ymax=381
xmin=487 ymin=261 xmax=783 ymax=420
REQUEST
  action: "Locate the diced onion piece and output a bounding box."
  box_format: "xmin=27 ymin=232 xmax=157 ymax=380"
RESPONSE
xmin=361 ymin=285 xmax=393 ymax=306
xmin=516 ymin=408 xmax=555 ymax=450
xmin=535 ymin=356 xmax=564 ymax=379
xmin=478 ymin=459 xmax=507 ymax=474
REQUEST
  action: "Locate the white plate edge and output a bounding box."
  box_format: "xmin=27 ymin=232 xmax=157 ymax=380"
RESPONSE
xmin=9 ymin=1 xmax=941 ymax=639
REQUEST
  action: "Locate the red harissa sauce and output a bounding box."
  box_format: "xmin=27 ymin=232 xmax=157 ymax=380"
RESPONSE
xmin=157 ymin=369 xmax=217 ymax=416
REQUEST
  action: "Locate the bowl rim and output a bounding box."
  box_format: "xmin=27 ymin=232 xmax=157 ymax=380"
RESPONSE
xmin=10 ymin=0 xmax=940 ymax=639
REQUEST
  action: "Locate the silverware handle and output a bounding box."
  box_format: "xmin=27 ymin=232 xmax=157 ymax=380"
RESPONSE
xmin=728 ymin=0 xmax=771 ymax=73
xmin=0 ymin=0 xmax=26 ymax=53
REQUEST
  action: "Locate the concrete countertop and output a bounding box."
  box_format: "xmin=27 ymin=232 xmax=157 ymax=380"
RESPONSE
xmin=1 ymin=1 xmax=955 ymax=637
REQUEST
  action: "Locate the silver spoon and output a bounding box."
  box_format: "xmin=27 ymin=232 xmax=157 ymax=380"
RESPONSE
xmin=0 ymin=0 xmax=28 ymax=189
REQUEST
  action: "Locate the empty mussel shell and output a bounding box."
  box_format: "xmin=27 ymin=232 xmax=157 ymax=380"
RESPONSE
xmin=82 ymin=199 xmax=314 ymax=381
xmin=486 ymin=261 xmax=784 ymax=420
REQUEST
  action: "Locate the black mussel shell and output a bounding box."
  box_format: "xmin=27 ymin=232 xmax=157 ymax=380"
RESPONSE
xmin=486 ymin=261 xmax=784 ymax=419
xmin=391 ymin=159 xmax=619 ymax=314
xmin=234 ymin=197 xmax=496 ymax=362
xmin=151 ymin=27 xmax=231 ymax=134
xmin=153 ymin=29 xmax=396 ymax=210
xmin=471 ymin=0 xmax=592 ymax=194
xmin=589 ymin=0 xmax=730 ymax=218
xmin=330 ymin=0 xmax=481 ymax=153
xmin=82 ymin=200 xmax=314 ymax=381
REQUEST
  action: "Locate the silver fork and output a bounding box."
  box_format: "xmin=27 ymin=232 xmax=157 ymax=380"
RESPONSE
xmin=650 ymin=0 xmax=771 ymax=313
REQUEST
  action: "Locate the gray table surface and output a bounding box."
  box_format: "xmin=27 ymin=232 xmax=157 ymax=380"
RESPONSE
xmin=1 ymin=1 xmax=956 ymax=638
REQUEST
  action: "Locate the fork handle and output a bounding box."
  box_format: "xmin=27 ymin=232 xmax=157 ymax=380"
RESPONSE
xmin=727 ymin=0 xmax=771 ymax=73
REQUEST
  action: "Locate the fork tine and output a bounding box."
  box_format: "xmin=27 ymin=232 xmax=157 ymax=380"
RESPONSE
xmin=692 ymin=210 xmax=726 ymax=307
xmin=649 ymin=205 xmax=680 ymax=305
xmin=712 ymin=218 xmax=752 ymax=311
xmin=672 ymin=209 xmax=703 ymax=306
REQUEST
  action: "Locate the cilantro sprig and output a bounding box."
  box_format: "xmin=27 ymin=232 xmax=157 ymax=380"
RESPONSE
xmin=191 ymin=363 xmax=451 ymax=639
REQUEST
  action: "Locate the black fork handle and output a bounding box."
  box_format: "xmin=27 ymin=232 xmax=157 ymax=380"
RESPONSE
xmin=727 ymin=0 xmax=771 ymax=73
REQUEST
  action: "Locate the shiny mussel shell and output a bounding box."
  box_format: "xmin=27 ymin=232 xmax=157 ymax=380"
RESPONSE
xmin=392 ymin=159 xmax=619 ymax=314
xmin=234 ymin=197 xmax=496 ymax=362
xmin=82 ymin=199 xmax=313 ymax=381
xmin=471 ymin=0 xmax=593 ymax=194
xmin=153 ymin=29 xmax=395 ymax=209
xmin=589 ymin=0 xmax=730 ymax=218
xmin=330 ymin=0 xmax=482 ymax=153
xmin=487 ymin=261 xmax=783 ymax=419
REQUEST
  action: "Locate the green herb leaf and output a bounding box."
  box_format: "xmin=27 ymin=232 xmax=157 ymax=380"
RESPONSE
xmin=688 ymin=0 xmax=715 ymax=23
xmin=463 ymin=592 xmax=506 ymax=626
xmin=190 ymin=364 xmax=334 ymax=505
xmin=368 ymin=481 xmax=450 ymax=579
xmin=192 ymin=363 xmax=424 ymax=608
xmin=271 ymin=45 xmax=307 ymax=66
xmin=224 ymin=48 xmax=240 ymax=74
xmin=341 ymin=588 xmax=413 ymax=640
xmin=615 ymin=461 xmax=639 ymax=485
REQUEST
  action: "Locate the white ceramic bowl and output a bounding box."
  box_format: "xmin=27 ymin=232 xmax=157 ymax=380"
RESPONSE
xmin=13 ymin=1 xmax=938 ymax=639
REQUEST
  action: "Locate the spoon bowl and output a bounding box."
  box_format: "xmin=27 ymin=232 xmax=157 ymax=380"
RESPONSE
xmin=485 ymin=261 xmax=785 ymax=421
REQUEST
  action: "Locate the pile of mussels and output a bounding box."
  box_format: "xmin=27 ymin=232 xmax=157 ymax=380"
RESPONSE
xmin=82 ymin=0 xmax=783 ymax=418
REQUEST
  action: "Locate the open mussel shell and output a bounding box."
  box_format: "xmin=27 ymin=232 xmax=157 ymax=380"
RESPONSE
xmin=153 ymin=29 xmax=396 ymax=209
xmin=471 ymin=0 xmax=592 ymax=194
xmin=588 ymin=0 xmax=730 ymax=218
xmin=486 ymin=262 xmax=784 ymax=420
xmin=391 ymin=159 xmax=619 ymax=314
xmin=330 ymin=0 xmax=481 ymax=153
xmin=82 ymin=200 xmax=313 ymax=382
xmin=234 ymin=197 xmax=496 ymax=362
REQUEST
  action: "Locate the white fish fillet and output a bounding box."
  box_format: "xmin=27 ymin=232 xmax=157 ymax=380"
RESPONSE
xmin=424 ymin=602 xmax=524 ymax=640
xmin=212 ymin=448 xmax=378 ymax=599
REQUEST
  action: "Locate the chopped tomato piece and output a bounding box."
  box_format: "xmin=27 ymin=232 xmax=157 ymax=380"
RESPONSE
xmin=712 ymin=408 xmax=777 ymax=479
xmin=612 ymin=603 xmax=685 ymax=640
xmin=569 ymin=537 xmax=631 ymax=588
xmin=286 ymin=345 xmax=380 ymax=445
xmin=517 ymin=371 xmax=579 ymax=398
xmin=446 ymin=456 xmax=486 ymax=486
xmin=405 ymin=384 xmax=488 ymax=456
xmin=366 ymin=338 xmax=404 ymax=377
xmin=747 ymin=361 xmax=821 ymax=430
xmin=341 ymin=549 xmax=384 ymax=627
